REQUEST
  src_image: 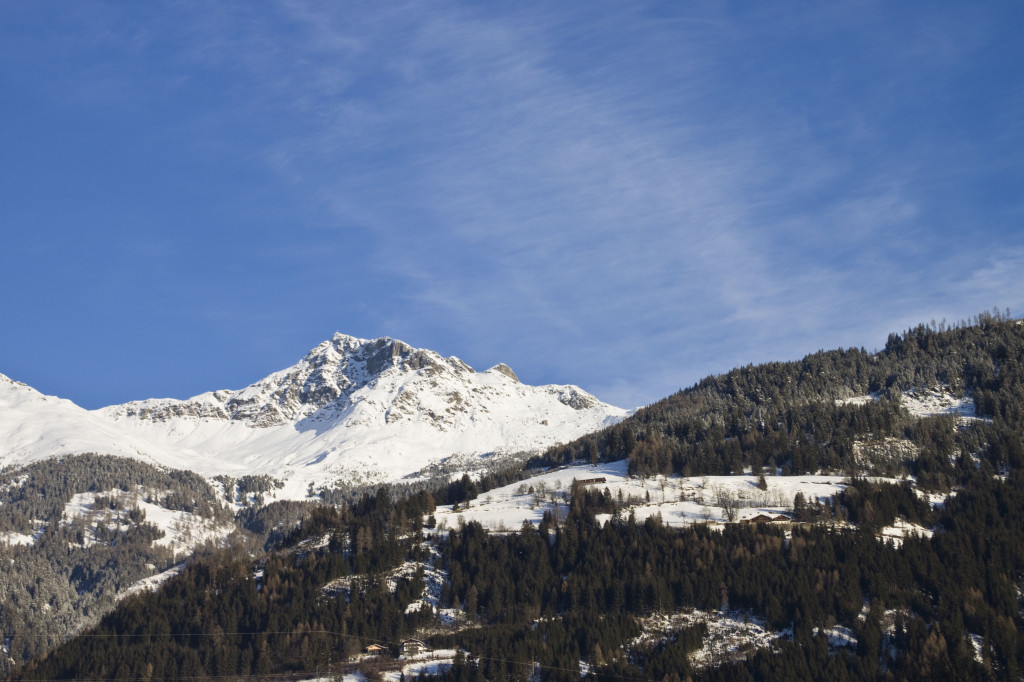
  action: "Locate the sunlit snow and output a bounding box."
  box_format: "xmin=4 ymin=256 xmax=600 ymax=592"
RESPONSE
xmin=0 ymin=334 xmax=626 ymax=501
xmin=429 ymin=460 xmax=863 ymax=532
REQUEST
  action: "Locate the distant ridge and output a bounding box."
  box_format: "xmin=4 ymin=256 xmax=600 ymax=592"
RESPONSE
xmin=0 ymin=334 xmax=627 ymax=497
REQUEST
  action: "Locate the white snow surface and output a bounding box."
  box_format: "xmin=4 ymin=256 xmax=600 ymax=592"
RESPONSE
xmin=900 ymin=386 xmax=978 ymax=419
xmin=383 ymin=650 xmax=458 ymax=682
xmin=813 ymin=625 xmax=858 ymax=650
xmin=878 ymin=518 xmax=934 ymax=547
xmin=0 ymin=334 xmax=627 ymax=499
xmin=637 ymin=611 xmax=786 ymax=670
xmin=839 ymin=386 xmax=981 ymax=421
xmin=61 ymin=489 xmax=234 ymax=556
xmin=430 ymin=460 xmax=860 ymax=532
xmin=970 ymin=633 xmax=985 ymax=664
xmin=120 ymin=563 xmax=187 ymax=600
xmin=1 ymin=529 xmax=42 ymax=547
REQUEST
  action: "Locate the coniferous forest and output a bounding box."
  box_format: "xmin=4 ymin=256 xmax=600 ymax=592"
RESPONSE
xmin=9 ymin=312 xmax=1024 ymax=681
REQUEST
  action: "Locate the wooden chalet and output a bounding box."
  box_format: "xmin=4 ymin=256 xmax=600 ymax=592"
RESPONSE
xmin=401 ymin=639 xmax=428 ymax=656
xmin=741 ymin=513 xmax=792 ymax=524
xmin=364 ymin=643 xmax=388 ymax=655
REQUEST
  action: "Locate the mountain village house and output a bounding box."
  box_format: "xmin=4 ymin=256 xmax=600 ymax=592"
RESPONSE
xmin=741 ymin=513 xmax=791 ymax=524
xmin=401 ymin=639 xmax=428 ymax=657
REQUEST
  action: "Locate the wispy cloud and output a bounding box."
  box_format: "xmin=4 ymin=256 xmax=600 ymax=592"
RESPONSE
xmin=3 ymin=0 xmax=1022 ymax=408
xmin=148 ymin=0 xmax=1024 ymax=405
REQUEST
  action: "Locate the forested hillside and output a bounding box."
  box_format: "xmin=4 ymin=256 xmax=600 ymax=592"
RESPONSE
xmin=0 ymin=455 xmax=334 ymax=671
xmin=541 ymin=310 xmax=1023 ymax=487
xmin=0 ymin=455 xmax=232 ymax=666
xmin=11 ymin=314 xmax=1024 ymax=681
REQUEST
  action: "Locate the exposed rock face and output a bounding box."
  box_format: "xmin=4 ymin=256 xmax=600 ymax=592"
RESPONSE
xmin=552 ymin=386 xmax=598 ymax=410
xmin=3 ymin=335 xmax=628 ymax=496
xmin=489 ymin=363 xmax=519 ymax=382
xmin=108 ymin=334 xmax=426 ymax=427
xmin=102 ymin=333 xmax=611 ymax=428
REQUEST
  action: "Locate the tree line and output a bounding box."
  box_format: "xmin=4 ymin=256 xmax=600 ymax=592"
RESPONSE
xmin=535 ymin=314 xmax=1024 ymax=488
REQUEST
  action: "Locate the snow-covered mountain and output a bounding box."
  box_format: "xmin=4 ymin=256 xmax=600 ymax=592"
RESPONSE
xmin=0 ymin=334 xmax=627 ymax=498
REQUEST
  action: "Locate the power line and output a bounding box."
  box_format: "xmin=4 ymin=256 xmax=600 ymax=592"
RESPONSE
xmin=9 ymin=627 xmax=659 ymax=682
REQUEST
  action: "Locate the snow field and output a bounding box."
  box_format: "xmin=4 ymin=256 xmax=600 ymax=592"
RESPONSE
xmin=383 ymin=650 xmax=458 ymax=681
xmin=0 ymin=528 xmax=43 ymax=547
xmin=120 ymin=563 xmax=187 ymax=599
xmin=900 ymin=387 xmax=978 ymax=419
xmin=636 ymin=610 xmax=787 ymax=670
xmin=429 ymin=460 xmax=860 ymax=532
xmin=635 ymin=612 xmax=860 ymax=670
xmin=61 ymin=487 xmax=235 ymax=557
xmin=839 ymin=386 xmax=985 ymax=424
xmin=877 ymin=518 xmax=933 ymax=547
xmin=1 ymin=330 xmax=628 ymax=501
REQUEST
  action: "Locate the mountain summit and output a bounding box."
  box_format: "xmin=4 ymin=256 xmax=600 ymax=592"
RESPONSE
xmin=2 ymin=334 xmax=627 ymax=497
xmin=103 ymin=333 xmax=602 ymax=428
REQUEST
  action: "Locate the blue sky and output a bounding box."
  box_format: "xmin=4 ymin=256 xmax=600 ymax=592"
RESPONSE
xmin=2 ymin=1 xmax=1023 ymax=410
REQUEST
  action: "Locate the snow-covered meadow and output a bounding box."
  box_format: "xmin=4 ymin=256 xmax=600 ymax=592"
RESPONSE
xmin=61 ymin=487 xmax=235 ymax=556
xmin=431 ymin=460 xmax=853 ymax=532
xmin=427 ymin=459 xmax=942 ymax=550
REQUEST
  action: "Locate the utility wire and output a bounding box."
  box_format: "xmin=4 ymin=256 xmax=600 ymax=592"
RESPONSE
xmin=10 ymin=627 xmax=659 ymax=682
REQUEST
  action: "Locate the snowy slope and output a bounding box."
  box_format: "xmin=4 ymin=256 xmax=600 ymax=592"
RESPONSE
xmin=428 ymin=460 xmax=854 ymax=532
xmin=1 ymin=334 xmax=627 ymax=498
xmin=0 ymin=374 xmax=178 ymax=466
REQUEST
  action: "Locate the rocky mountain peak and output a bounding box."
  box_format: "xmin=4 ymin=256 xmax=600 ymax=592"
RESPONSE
xmin=488 ymin=363 xmax=519 ymax=382
xmin=102 ymin=334 xmax=487 ymax=428
xmin=3 ymin=335 xmax=628 ymax=496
